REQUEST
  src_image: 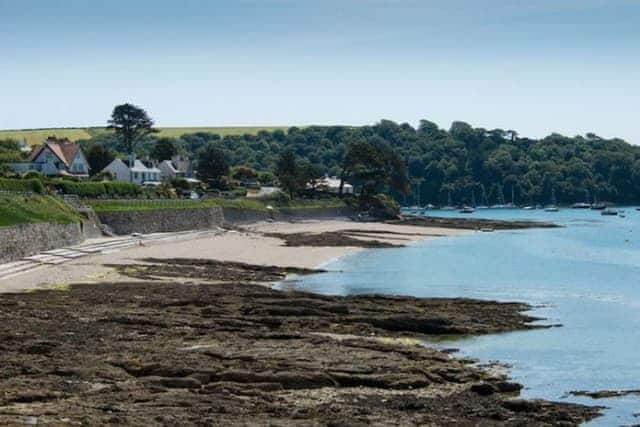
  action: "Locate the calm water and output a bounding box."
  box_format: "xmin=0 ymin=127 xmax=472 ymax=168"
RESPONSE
xmin=280 ymin=208 xmax=640 ymax=426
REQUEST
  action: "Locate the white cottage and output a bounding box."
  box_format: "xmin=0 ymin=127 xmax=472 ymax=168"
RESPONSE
xmin=310 ymin=176 xmax=354 ymax=194
xmin=101 ymin=158 xmax=161 ymax=185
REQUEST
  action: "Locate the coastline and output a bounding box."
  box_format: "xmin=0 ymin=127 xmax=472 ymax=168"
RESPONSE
xmin=0 ymin=219 xmax=466 ymax=293
xmin=0 ymin=217 xmax=602 ymax=425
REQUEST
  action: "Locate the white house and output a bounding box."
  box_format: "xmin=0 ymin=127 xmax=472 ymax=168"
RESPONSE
xmin=158 ymin=160 xmax=183 ymax=180
xmin=310 ymin=176 xmax=354 ymax=195
xmin=7 ymin=137 xmax=90 ymax=177
xmin=101 ymin=158 xmax=161 ymax=185
xmin=157 ymin=155 xmax=196 ymax=181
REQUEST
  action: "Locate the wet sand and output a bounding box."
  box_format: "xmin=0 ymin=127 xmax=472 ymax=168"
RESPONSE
xmin=0 ymin=219 xmax=465 ymax=293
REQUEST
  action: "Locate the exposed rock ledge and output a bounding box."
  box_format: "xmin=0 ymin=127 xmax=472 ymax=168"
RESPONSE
xmin=0 ymin=259 xmax=600 ymax=425
xmin=391 ymin=215 xmax=560 ymax=230
xmin=570 ymin=389 xmax=640 ymax=399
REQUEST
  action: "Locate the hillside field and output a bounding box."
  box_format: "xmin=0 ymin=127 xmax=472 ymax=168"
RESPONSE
xmin=0 ymin=126 xmax=288 ymax=146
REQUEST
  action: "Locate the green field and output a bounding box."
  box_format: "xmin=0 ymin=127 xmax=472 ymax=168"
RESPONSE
xmin=85 ymin=197 xmax=345 ymax=213
xmin=0 ymin=126 xmax=288 ymax=146
xmin=0 ymin=195 xmax=82 ymax=227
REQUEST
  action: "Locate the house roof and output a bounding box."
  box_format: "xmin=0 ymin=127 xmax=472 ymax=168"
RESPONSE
xmin=159 ymin=160 xmax=179 ymax=173
xmin=119 ymin=159 xmax=160 ymax=173
xmin=28 ymin=137 xmax=81 ymax=168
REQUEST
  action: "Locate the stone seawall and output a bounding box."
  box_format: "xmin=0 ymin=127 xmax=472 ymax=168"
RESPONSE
xmin=0 ymin=206 xmax=358 ymax=263
xmin=0 ymin=223 xmax=84 ymax=264
xmin=97 ymin=207 xmax=225 ymax=235
xmin=221 ymin=208 xmax=274 ymax=225
xmin=278 ymin=206 xmax=356 ymax=220
xmin=97 ymin=206 xmax=357 ymax=235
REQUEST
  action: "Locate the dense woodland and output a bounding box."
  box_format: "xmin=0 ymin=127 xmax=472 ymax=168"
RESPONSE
xmin=3 ymin=119 xmax=640 ymax=205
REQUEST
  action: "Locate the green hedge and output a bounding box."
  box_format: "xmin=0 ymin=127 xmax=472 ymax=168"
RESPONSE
xmin=56 ymin=181 xmax=139 ymax=197
xmin=0 ymin=178 xmax=44 ymax=194
xmin=104 ymin=181 xmax=140 ymax=196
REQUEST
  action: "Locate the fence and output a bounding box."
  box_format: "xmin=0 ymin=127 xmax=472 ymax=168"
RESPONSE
xmin=0 ymin=190 xmax=36 ymax=198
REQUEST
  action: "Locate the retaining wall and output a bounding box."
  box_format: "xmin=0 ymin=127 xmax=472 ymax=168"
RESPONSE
xmin=97 ymin=207 xmax=225 ymax=235
xmin=277 ymin=206 xmax=356 ymax=220
xmin=97 ymin=206 xmax=357 ymax=235
xmin=0 ymin=206 xmax=358 ymax=263
xmin=0 ymin=222 xmax=84 ymax=263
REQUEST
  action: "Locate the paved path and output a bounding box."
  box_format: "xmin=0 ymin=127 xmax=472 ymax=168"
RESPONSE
xmin=0 ymin=229 xmax=222 ymax=282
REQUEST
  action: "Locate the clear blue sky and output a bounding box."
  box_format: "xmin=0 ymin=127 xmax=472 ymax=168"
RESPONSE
xmin=1 ymin=0 xmax=639 ymax=142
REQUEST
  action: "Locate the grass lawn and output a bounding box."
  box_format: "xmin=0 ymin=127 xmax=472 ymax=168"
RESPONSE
xmin=0 ymin=195 xmax=82 ymax=227
xmin=85 ymin=197 xmax=346 ymax=213
xmin=0 ymin=126 xmax=289 ymax=146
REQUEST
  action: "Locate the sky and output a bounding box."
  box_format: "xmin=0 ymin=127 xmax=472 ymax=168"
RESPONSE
xmin=1 ymin=0 xmax=639 ymax=142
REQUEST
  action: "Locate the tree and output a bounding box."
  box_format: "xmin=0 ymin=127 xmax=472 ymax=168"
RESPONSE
xmin=107 ymin=103 xmax=156 ymax=159
xmin=196 ymin=144 xmax=228 ymax=188
xmin=275 ymin=149 xmax=300 ymax=198
xmin=0 ymin=139 xmax=24 ymax=163
xmin=85 ymin=143 xmax=115 ymax=175
xmin=231 ymin=166 xmax=258 ymax=182
xmin=340 ymin=138 xmax=409 ymax=206
xmin=150 ymin=137 xmax=178 ymax=161
xmin=298 ymin=161 xmax=323 ymax=192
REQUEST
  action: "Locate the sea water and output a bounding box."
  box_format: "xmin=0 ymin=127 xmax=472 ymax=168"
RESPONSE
xmin=280 ymin=208 xmax=640 ymax=426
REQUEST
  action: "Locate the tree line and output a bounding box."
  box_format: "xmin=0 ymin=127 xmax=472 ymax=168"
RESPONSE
xmin=4 ymin=104 xmax=640 ymax=205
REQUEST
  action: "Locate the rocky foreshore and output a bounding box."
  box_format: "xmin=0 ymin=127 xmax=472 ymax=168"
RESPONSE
xmin=0 ymin=258 xmax=600 ymax=425
xmin=391 ymin=215 xmax=560 ymax=230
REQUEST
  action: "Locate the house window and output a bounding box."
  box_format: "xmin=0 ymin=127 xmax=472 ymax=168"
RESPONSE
xmin=134 ymin=172 xmax=139 ymax=180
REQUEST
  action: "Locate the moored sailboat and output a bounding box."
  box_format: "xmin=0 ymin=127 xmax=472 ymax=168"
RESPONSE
xmin=545 ymin=188 xmax=559 ymax=212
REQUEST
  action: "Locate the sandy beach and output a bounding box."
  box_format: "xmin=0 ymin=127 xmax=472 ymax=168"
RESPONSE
xmin=0 ymin=219 xmax=467 ymax=293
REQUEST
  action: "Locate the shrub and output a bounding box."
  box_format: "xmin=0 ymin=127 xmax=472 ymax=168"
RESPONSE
xmin=0 ymin=177 xmax=44 ymax=194
xmin=104 ymin=181 xmax=139 ymax=196
xmin=231 ymin=187 xmax=248 ymax=197
xmin=231 ymin=166 xmax=258 ymax=181
xmin=55 ymin=181 xmax=139 ymax=197
xmin=258 ymin=172 xmax=275 ymax=185
xmin=258 ymin=190 xmax=290 ymax=205
xmin=22 ymin=171 xmax=44 ymax=181
xmin=367 ymin=193 xmax=400 ymax=219
xmin=171 ymin=178 xmax=191 ymax=192
xmin=91 ymin=171 xmax=114 ymax=181
xmin=56 ymin=181 xmax=107 ymax=197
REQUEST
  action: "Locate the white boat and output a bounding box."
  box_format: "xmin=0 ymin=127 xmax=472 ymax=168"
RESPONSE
xmin=459 ymin=206 xmax=475 ymax=214
xmin=441 ymin=191 xmax=456 ymax=210
xmin=572 ymin=202 xmax=591 ymax=209
xmin=545 ymin=188 xmax=559 ymax=212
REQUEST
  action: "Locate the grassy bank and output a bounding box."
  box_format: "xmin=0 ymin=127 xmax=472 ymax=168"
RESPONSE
xmin=0 ymin=195 xmax=82 ymax=227
xmin=85 ymin=197 xmax=346 ymax=213
xmin=0 ymin=126 xmax=288 ymax=146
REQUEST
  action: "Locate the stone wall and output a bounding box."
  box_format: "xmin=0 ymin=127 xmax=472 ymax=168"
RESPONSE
xmin=0 ymin=223 xmax=84 ymax=263
xmin=0 ymin=206 xmax=358 ymax=263
xmin=221 ymin=208 xmax=275 ymax=225
xmin=78 ymin=207 xmax=103 ymax=239
xmin=97 ymin=206 xmax=357 ymax=235
xmin=278 ymin=206 xmax=356 ymax=220
xmin=97 ymin=207 xmax=225 ymax=235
